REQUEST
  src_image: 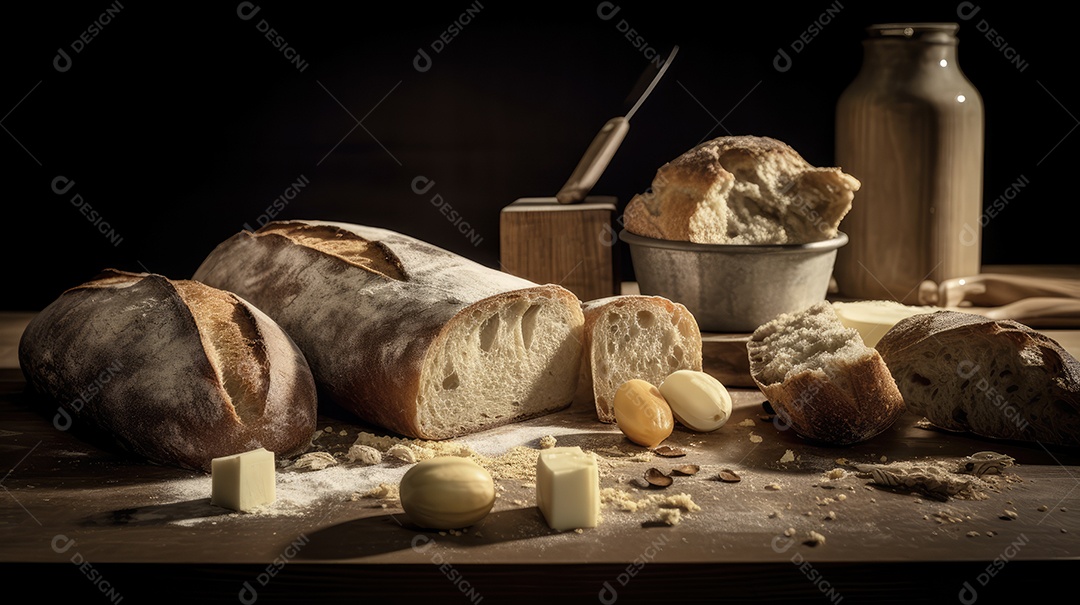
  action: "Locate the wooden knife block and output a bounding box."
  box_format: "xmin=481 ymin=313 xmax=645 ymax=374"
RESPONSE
xmin=500 ymin=197 xmax=619 ymax=302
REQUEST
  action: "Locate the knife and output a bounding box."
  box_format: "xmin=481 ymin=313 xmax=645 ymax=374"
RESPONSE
xmin=555 ymin=45 xmax=679 ymax=205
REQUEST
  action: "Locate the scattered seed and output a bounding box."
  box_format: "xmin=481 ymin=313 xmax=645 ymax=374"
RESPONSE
xmin=645 ymin=468 xmax=673 ymax=488
xmin=1000 ymin=510 xmax=1018 ymax=521
xmin=824 ymin=511 xmax=837 ymax=521
xmin=784 ymin=527 xmax=796 ymax=537
xmin=717 ymin=469 xmax=741 ymax=483
xmin=764 ymin=483 xmax=781 ymax=491
xmin=1038 ymin=505 xmax=1049 ymax=512
xmin=653 ymin=446 xmax=686 ymax=458
xmin=671 ymin=465 xmax=700 ymax=476
xmin=966 ymin=531 xmax=980 ymax=538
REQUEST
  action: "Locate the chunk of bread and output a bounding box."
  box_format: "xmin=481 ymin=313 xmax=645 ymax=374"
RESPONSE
xmin=623 ymin=135 xmax=860 ymax=244
xmin=193 ymin=220 xmax=584 ymax=440
xmin=747 ymin=302 xmax=905 ymax=445
xmin=17 ymin=269 xmax=319 ymax=471
xmin=577 ymin=295 xmax=703 ymax=423
xmin=876 ymin=311 xmax=1080 ymax=447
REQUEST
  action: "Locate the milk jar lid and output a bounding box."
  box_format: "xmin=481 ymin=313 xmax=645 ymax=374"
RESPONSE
xmin=866 ymin=23 xmax=959 ymax=42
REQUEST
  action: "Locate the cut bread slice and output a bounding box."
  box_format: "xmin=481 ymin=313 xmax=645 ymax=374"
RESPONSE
xmin=876 ymin=310 xmax=1080 ymax=447
xmin=577 ymin=295 xmax=702 ymax=423
xmin=193 ymin=220 xmax=584 ymax=440
xmin=747 ymin=301 xmax=905 ymax=445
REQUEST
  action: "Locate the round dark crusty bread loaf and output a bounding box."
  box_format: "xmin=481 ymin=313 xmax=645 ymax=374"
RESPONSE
xmin=747 ymin=301 xmax=905 ymax=445
xmin=876 ymin=310 xmax=1080 ymax=447
xmin=18 ymin=269 xmax=319 ymax=471
xmin=192 ymin=220 xmax=584 ymax=441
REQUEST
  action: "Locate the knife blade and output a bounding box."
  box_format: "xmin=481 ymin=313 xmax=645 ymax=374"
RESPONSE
xmin=555 ymin=45 xmax=679 ymax=205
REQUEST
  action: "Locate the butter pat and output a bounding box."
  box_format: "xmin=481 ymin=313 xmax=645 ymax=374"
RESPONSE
xmin=831 ymin=300 xmax=935 ymax=348
xmin=210 ymin=448 xmax=276 ymax=512
xmin=536 ymin=446 xmax=600 ymax=531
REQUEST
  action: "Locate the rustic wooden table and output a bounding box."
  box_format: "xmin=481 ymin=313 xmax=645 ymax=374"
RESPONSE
xmin=2 ymin=298 xmax=1079 ymax=603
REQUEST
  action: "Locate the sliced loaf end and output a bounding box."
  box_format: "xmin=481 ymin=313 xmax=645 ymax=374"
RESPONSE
xmin=584 ymin=296 xmax=703 ymax=423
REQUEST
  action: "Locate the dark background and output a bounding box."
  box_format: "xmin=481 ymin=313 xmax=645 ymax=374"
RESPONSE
xmin=2 ymin=1 xmax=1075 ymax=311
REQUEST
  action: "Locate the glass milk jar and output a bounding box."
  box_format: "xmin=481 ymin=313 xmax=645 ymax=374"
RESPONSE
xmin=833 ymin=23 xmax=984 ymax=303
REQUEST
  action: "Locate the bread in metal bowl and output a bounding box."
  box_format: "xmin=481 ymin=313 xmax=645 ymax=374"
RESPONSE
xmin=623 ymin=135 xmax=860 ymax=245
xmin=747 ymin=301 xmax=905 ymax=445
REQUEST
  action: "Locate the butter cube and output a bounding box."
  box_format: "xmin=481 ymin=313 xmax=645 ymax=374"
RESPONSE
xmin=536 ymin=446 xmax=599 ymax=531
xmin=210 ymin=448 xmax=276 ymax=512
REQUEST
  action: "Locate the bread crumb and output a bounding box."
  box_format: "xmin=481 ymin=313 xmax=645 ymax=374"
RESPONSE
xmin=600 ymin=488 xmax=700 ymax=514
xmin=1063 ymin=528 xmax=1069 ymax=533
xmin=362 ymin=483 xmax=399 ymax=500
xmin=386 ymin=444 xmax=418 ymax=463
xmin=823 ymin=468 xmax=848 ymax=481
xmin=768 ymin=511 xmax=779 ymax=519
xmin=346 ymin=445 xmax=382 ymax=466
xmin=837 ymin=494 xmax=847 ymax=502
xmin=657 ymin=508 xmax=683 ymax=526
xmin=290 ymin=451 xmax=338 ymax=470
xmin=738 ymin=419 xmax=756 ymax=427
xmin=880 ymin=455 xmax=887 ymax=463
xmin=986 ymin=531 xmax=996 ymax=537
xmin=1037 ymin=505 xmax=1049 ymax=512
xmin=966 ymin=531 xmax=980 ymax=538
xmin=804 ymin=531 xmax=826 ymax=546
xmin=784 ymin=528 xmax=796 ymax=537
xmin=779 ymin=450 xmax=796 ymax=464
xmin=323 ymin=426 xmax=333 ymax=433
xmin=574 ymin=528 xmax=584 ymax=534
xmin=338 ymin=430 xmax=348 ymax=437
xmin=835 ymin=458 xmax=849 ymax=465
xmin=538 ymin=435 xmax=557 ymax=449
xmin=1000 ymin=510 xmax=1018 ymax=520
xmin=824 ymin=511 xmax=836 ymax=521
xmin=765 ymin=483 xmax=781 ymax=491
xmin=749 ymin=433 xmax=763 ymax=444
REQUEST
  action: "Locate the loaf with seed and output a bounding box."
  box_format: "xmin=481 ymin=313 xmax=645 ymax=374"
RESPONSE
xmin=623 ymin=135 xmax=860 ymax=244
xmin=577 ymin=295 xmax=702 ymax=423
xmin=747 ymin=301 xmax=905 ymax=445
xmin=876 ymin=311 xmax=1080 ymax=447
xmin=193 ymin=220 xmax=584 ymax=440
xmin=18 ymin=269 xmax=319 ymax=471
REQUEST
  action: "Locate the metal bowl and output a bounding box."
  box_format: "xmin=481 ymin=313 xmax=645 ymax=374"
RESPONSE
xmin=621 ymin=229 xmax=849 ymax=333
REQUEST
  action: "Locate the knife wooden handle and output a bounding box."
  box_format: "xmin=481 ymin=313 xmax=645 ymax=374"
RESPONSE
xmin=556 ymin=117 xmax=629 ymax=204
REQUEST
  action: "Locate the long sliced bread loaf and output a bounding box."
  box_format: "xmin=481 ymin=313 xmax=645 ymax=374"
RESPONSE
xmin=193 ymin=220 xmax=584 ymax=440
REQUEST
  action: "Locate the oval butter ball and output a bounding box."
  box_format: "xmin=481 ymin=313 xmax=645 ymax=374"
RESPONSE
xmin=613 ymin=379 xmax=674 ymax=448
xmin=399 ymin=457 xmax=495 ymax=530
xmin=659 ymin=370 xmax=732 ymax=432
